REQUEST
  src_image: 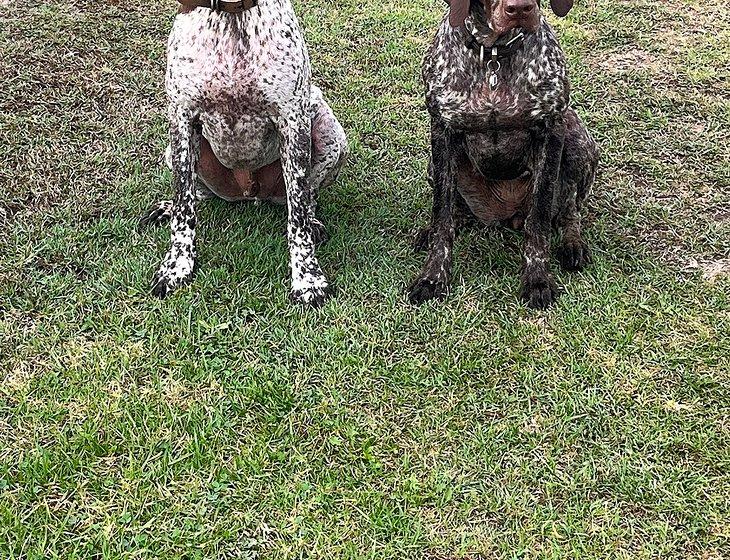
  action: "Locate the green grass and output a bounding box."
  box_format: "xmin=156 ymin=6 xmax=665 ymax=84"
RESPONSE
xmin=1 ymin=0 xmax=729 ymax=558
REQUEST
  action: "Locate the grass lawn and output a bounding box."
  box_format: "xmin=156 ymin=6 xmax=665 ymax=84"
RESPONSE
xmin=1 ymin=0 xmax=729 ymax=558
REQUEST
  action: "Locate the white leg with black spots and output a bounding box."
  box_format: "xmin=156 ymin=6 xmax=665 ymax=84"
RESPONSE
xmin=278 ymin=105 xmax=331 ymax=307
xmin=151 ymin=108 xmax=201 ymax=298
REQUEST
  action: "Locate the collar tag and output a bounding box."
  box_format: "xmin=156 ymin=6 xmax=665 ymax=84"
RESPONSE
xmin=489 ymin=72 xmax=499 ymax=90
xmin=488 ymin=45 xmax=500 ymax=89
xmin=488 ymin=61 xmax=501 ymax=89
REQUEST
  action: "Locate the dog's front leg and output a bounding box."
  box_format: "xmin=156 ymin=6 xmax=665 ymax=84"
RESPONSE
xmin=521 ymin=122 xmax=564 ymax=309
xmin=278 ymin=108 xmax=330 ymax=307
xmin=151 ymin=107 xmax=201 ymax=298
xmin=408 ymin=119 xmax=461 ymax=305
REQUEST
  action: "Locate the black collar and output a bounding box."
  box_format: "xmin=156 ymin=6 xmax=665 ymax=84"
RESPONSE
xmin=465 ymin=32 xmax=526 ymax=62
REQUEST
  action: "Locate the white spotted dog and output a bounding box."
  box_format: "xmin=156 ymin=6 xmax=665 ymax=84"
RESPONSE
xmin=409 ymin=0 xmax=599 ymax=309
xmin=140 ymin=0 xmax=347 ymax=306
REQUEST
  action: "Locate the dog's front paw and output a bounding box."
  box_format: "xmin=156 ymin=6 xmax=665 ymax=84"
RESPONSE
xmin=151 ymin=252 xmax=195 ymax=298
xmin=557 ymin=238 xmax=591 ymax=272
xmin=520 ymin=271 xmax=559 ymax=309
xmin=290 ymin=275 xmax=332 ymax=307
xmin=412 ymin=227 xmax=433 ymax=253
xmin=407 ymin=275 xmax=448 ymax=305
xmin=138 ymin=200 xmax=173 ymax=230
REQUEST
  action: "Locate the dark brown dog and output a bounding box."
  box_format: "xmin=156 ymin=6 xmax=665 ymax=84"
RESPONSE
xmin=409 ymin=0 xmax=598 ymax=309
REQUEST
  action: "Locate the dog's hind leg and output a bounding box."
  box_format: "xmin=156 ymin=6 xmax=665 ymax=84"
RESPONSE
xmin=139 ymin=144 xmax=214 ymax=229
xmin=310 ymin=87 xmax=348 ymax=192
xmin=555 ymin=193 xmax=591 ymax=272
xmin=307 ymin=86 xmax=348 ymax=246
xmin=150 ymin=108 xmax=202 ymax=298
xmin=555 ymin=110 xmax=599 ymax=272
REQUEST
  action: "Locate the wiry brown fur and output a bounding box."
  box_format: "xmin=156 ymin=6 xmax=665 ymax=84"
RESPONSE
xmin=409 ymin=0 xmax=599 ymax=308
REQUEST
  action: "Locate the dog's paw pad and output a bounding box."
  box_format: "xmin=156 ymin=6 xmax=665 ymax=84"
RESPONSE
xmin=412 ymin=227 xmax=433 ymax=253
xmin=520 ymin=274 xmax=559 ymax=309
xmin=407 ymin=276 xmax=448 ymax=305
xmin=557 ymin=239 xmax=591 ymax=272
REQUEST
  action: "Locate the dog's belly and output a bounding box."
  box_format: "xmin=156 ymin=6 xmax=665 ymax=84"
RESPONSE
xmin=457 ymin=136 xmax=533 ymax=227
xmin=196 ymin=112 xmax=285 ymax=202
xmin=458 ymin=169 xmax=532 ymax=228
xmin=197 ymin=136 xmax=285 ymax=203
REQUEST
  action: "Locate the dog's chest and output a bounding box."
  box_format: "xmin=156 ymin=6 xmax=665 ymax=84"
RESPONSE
xmin=424 ymin=22 xmax=568 ymax=130
xmin=166 ymin=8 xmax=306 ymax=109
xmin=166 ymin=7 xmax=307 ymax=167
xmin=431 ymin=59 xmax=565 ymax=130
xmin=463 ymin=74 xmax=540 ymax=125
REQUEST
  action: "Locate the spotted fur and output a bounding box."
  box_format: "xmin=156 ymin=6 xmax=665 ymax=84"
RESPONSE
xmin=409 ymin=0 xmax=599 ymax=309
xmin=144 ymin=0 xmax=347 ymax=305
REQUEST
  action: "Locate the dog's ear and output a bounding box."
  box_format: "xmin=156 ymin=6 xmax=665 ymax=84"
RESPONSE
xmin=549 ymin=0 xmax=574 ymax=17
xmin=448 ymin=0 xmax=470 ymax=28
